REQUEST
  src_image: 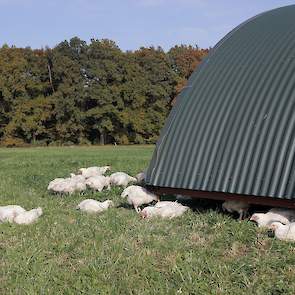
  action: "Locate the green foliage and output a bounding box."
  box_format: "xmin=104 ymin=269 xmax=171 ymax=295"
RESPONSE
xmin=0 ymin=39 xmax=208 ymax=145
xmin=168 ymin=44 xmax=208 ymax=79
xmin=168 ymin=45 xmax=209 ymax=102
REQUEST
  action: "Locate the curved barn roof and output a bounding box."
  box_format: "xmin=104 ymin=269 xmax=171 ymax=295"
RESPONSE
xmin=146 ymin=5 xmax=295 ymax=201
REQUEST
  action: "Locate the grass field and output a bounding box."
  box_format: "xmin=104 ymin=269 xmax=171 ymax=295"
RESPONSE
xmin=0 ymin=146 xmax=294 ymax=294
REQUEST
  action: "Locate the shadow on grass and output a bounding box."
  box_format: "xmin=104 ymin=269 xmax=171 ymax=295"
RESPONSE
xmin=116 ymin=203 xmax=133 ymax=210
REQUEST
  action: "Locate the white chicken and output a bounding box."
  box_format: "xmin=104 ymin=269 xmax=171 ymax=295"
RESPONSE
xmin=268 ymin=208 xmax=295 ymax=221
xmin=79 ymin=166 xmax=111 ymax=178
xmin=13 ymin=207 xmax=43 ymax=225
xmin=0 ymin=205 xmax=26 ymax=223
xmin=48 ymin=176 xmax=86 ymax=194
xmin=250 ymin=208 xmax=295 ymax=228
xmin=76 ymin=199 xmax=114 ymax=213
xmin=121 ymin=185 xmax=159 ymax=213
xmin=47 ymin=178 xmax=65 ymax=191
xmin=110 ymin=172 xmax=137 ymax=187
xmin=85 ymin=176 xmax=110 ymax=191
xmin=140 ymin=201 xmax=189 ymax=219
xmin=70 ymin=174 xmax=86 ymax=182
xmin=269 ymin=222 xmax=295 ymax=241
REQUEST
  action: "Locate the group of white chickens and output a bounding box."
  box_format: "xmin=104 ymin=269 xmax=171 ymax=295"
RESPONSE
xmin=0 ymin=165 xmax=190 ymax=226
xmin=222 ymin=200 xmax=295 ymax=242
xmin=47 ymin=165 xmax=190 ymax=219
xmin=47 ymin=166 xmax=137 ymax=194
xmin=2 ymin=164 xmax=295 ymax=242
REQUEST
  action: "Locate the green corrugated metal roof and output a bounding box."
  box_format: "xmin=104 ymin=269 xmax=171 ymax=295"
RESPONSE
xmin=146 ymin=5 xmax=295 ymax=200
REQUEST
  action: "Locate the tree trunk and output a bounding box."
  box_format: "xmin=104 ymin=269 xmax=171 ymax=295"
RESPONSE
xmin=47 ymin=64 xmax=55 ymax=92
xmin=100 ymin=131 xmax=105 ymax=145
xmin=32 ymin=132 xmax=36 ymax=144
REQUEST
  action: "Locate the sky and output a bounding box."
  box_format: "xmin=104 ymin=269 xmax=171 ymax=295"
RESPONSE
xmin=0 ymin=0 xmax=294 ymax=51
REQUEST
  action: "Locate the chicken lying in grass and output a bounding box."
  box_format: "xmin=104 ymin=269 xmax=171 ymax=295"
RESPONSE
xmin=79 ymin=166 xmax=111 ymax=178
xmin=0 ymin=205 xmax=43 ymax=224
xmin=0 ymin=205 xmax=26 ymax=223
xmin=250 ymin=208 xmax=295 ymax=228
xmin=222 ymin=200 xmax=250 ymax=220
xmin=85 ymin=176 xmax=111 ymax=192
xmin=76 ymin=199 xmax=114 ymax=214
xmin=121 ymin=185 xmax=159 ymax=213
xmin=110 ymin=172 xmax=137 ymax=187
xmin=48 ymin=175 xmax=86 ymax=194
xmin=140 ymin=201 xmax=189 ymax=219
xmin=13 ymin=207 xmax=43 ymax=225
xmin=269 ymin=222 xmax=295 ymax=241
xmin=270 ymin=208 xmax=295 ymax=220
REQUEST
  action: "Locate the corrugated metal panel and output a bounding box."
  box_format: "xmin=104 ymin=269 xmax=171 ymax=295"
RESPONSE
xmin=146 ymin=5 xmax=295 ymax=200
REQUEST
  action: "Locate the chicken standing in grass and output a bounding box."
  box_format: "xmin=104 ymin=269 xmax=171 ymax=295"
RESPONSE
xmin=222 ymin=200 xmax=249 ymax=220
xmin=79 ymin=166 xmax=111 ymax=178
xmin=0 ymin=205 xmax=26 ymax=223
xmin=76 ymin=199 xmax=114 ymax=213
xmin=85 ymin=176 xmax=111 ymax=191
xmin=121 ymin=185 xmax=159 ymax=213
xmin=13 ymin=207 xmax=43 ymax=225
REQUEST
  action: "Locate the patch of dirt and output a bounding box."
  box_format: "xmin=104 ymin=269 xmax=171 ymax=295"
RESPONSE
xmin=189 ymin=233 xmax=207 ymax=245
xmin=225 ymin=241 xmax=248 ymax=259
xmin=255 ymin=236 xmax=271 ymax=253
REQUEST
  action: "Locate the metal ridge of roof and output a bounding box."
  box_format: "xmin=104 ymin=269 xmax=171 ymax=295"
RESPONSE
xmin=146 ymin=5 xmax=295 ymax=201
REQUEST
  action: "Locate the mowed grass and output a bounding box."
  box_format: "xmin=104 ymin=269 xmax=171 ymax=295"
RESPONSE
xmin=0 ymin=146 xmax=294 ymax=295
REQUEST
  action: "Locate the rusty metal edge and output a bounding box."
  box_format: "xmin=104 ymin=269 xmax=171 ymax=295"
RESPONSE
xmin=146 ymin=185 xmax=295 ymax=209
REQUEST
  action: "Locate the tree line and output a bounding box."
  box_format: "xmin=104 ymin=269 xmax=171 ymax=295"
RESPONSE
xmin=0 ymin=37 xmax=208 ymax=146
